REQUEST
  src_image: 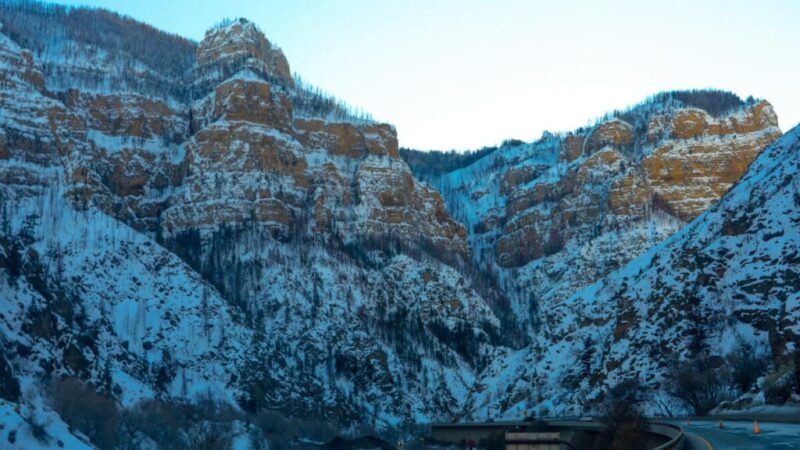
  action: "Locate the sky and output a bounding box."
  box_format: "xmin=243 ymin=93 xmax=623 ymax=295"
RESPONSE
xmin=51 ymin=0 xmax=800 ymax=151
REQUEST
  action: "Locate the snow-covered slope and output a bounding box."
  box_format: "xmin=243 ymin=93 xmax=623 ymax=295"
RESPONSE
xmin=0 ymin=2 xmax=795 ymax=448
xmin=0 ymin=5 xmax=503 ymax=443
xmin=0 ymin=399 xmax=92 ymax=450
xmin=413 ymin=92 xmax=782 ymax=336
xmin=465 ymin=124 xmax=800 ymax=418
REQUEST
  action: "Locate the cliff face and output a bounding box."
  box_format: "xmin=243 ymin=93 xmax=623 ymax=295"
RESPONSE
xmin=421 ymin=93 xmax=781 ymax=336
xmin=408 ymin=91 xmax=789 ymax=419
xmin=464 ymin=124 xmax=800 ymax=419
xmin=0 ymin=12 xmax=495 ymax=428
xmin=486 ymin=100 xmax=779 ymax=269
xmin=194 ymin=19 xmax=293 ymax=87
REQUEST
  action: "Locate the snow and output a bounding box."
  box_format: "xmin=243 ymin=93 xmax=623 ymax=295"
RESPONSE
xmin=0 ymin=172 xmax=253 ymax=408
xmin=462 ymin=124 xmax=800 ymax=418
xmin=230 ymin=433 xmax=251 ymax=450
xmin=225 ymin=68 xmax=268 ymax=83
xmin=0 ymin=140 xmax=501 ymax=432
xmin=1 ymin=6 xmax=795 ymax=444
xmin=86 ymin=130 xmax=168 ymax=154
xmin=0 ymin=399 xmax=94 ymax=450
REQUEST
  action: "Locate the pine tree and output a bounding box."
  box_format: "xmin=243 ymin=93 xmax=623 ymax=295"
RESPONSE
xmin=6 ymin=242 xmax=23 ymax=281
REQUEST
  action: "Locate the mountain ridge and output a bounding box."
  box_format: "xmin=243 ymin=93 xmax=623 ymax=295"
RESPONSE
xmin=464 ymin=123 xmax=800 ymax=418
xmin=0 ymin=2 xmax=796 ymax=448
xmin=0 ymin=2 xmax=503 ymax=433
xmin=410 ymin=90 xmax=781 ymax=343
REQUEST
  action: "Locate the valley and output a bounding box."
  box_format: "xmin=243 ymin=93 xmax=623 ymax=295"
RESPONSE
xmin=0 ymin=1 xmax=798 ymax=449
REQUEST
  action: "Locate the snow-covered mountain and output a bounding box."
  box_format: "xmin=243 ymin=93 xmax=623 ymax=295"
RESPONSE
xmin=0 ymin=4 xmax=502 ymax=439
xmin=464 ymin=123 xmax=800 ymax=419
xmin=405 ymin=91 xmax=782 ymax=337
xmin=0 ymin=1 xmax=797 ymax=448
xmin=405 ymin=93 xmax=797 ymax=419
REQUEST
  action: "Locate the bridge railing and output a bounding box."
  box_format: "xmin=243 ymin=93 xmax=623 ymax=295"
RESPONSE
xmin=431 ymin=419 xmax=686 ymax=450
xmin=648 ymin=422 xmax=685 ymax=450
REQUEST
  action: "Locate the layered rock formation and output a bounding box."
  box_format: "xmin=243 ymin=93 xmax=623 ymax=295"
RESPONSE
xmin=493 ymin=100 xmax=779 ymax=269
xmin=418 ymin=93 xmax=781 ymax=334
xmin=194 ymin=18 xmax=293 ymax=89
xmin=0 ymin=3 xmax=794 ymax=446
xmin=0 ymin=7 xmax=494 ymax=433
xmin=465 ymin=124 xmax=800 ymax=418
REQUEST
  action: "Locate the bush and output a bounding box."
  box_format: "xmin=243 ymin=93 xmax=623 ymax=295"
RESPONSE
xmin=120 ymin=400 xmax=190 ymax=450
xmin=598 ymin=379 xmax=648 ymax=450
xmin=49 ymin=378 xmax=343 ymax=449
xmin=120 ymin=397 xmax=248 ymax=450
xmin=23 ymin=410 xmax=49 ymax=443
xmin=0 ymin=351 xmax=20 ymax=403
xmin=184 ymin=423 xmax=232 ymax=450
xmin=247 ymin=409 xmax=343 ymax=450
xmin=4 ymin=242 xmax=23 ymax=280
xmin=727 ymin=340 xmax=770 ymax=394
xmin=669 ymin=356 xmax=732 ymax=415
xmin=50 ymin=378 xmax=119 ymax=449
xmin=795 ymin=349 xmax=800 ymax=396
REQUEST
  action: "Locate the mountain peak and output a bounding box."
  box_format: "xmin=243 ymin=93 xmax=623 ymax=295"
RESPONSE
xmin=196 ymin=17 xmax=293 ymax=87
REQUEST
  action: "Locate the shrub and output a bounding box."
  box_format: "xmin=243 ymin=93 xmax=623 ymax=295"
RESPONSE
xmin=184 ymin=423 xmax=232 ymax=450
xmin=0 ymin=351 xmax=20 ymax=403
xmin=669 ymin=356 xmax=732 ymax=415
xmin=727 ymin=340 xmax=770 ymax=394
xmin=795 ymin=349 xmax=800 ymax=396
xmin=50 ymin=378 xmax=119 ymax=449
xmin=23 ymin=410 xmax=50 ymax=443
xmin=248 ymin=409 xmax=342 ymax=450
xmin=4 ymin=242 xmax=23 ymax=280
xmin=598 ymin=379 xmax=648 ymax=450
xmin=120 ymin=400 xmax=188 ymax=450
xmin=120 ymin=397 xmax=247 ymax=450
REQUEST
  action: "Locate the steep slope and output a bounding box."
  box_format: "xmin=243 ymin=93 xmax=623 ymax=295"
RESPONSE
xmin=157 ymin=21 xmax=499 ymax=424
xmin=0 ymin=2 xmax=792 ymax=445
xmin=412 ymin=91 xmax=782 ymax=334
xmin=465 ymin=124 xmax=800 ymax=418
xmin=0 ymin=5 xmax=503 ymax=435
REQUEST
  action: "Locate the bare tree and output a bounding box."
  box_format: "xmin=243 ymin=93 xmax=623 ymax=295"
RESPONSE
xmin=50 ymin=378 xmax=120 ymax=449
xmin=597 ymin=378 xmax=648 ymax=450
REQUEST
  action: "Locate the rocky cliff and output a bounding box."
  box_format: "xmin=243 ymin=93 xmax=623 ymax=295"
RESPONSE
xmin=414 ymin=91 xmax=781 ymax=335
xmin=0 ymin=2 xmax=795 ymax=447
xmin=0 ymin=7 xmax=498 ymax=435
xmin=464 ymin=124 xmax=800 ymax=418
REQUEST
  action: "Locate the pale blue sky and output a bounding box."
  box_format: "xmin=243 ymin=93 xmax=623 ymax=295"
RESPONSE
xmin=53 ymin=0 xmax=800 ymax=150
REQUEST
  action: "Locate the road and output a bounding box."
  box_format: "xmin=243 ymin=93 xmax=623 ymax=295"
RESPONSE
xmin=666 ymin=419 xmax=800 ymax=449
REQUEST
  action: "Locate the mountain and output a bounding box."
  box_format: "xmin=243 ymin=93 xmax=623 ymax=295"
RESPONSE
xmin=463 ymin=123 xmax=800 ymax=418
xmin=0 ymin=4 xmax=504 ymax=438
xmin=404 ymin=91 xmax=782 ymax=336
xmin=0 ymin=1 xmax=795 ymax=448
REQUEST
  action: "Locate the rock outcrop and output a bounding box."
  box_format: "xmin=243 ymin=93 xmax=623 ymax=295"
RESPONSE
xmin=0 ymin=3 xmax=793 ymax=443
xmin=0 ymin=6 xmax=490 ymax=432
xmin=465 ymin=124 xmax=800 ymax=419
xmin=642 ymin=103 xmax=780 ymax=219
xmin=195 ymin=18 xmax=293 ymax=88
xmin=420 ymin=92 xmax=781 ymax=336
xmin=492 ymin=100 xmax=781 ymax=269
